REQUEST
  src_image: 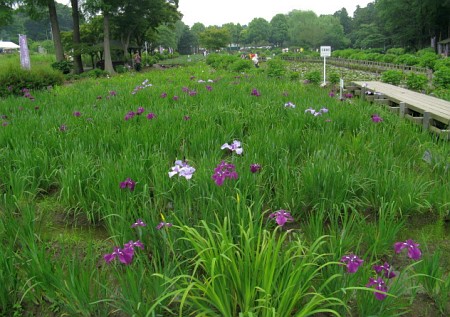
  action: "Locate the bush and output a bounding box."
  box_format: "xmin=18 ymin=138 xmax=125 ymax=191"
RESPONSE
xmin=115 ymin=65 xmax=128 ymax=74
xmin=228 ymin=59 xmax=252 ymax=72
xmin=79 ymin=68 xmax=109 ymax=79
xmin=328 ymin=72 xmax=340 ymax=85
xmin=417 ymin=52 xmax=439 ymax=70
xmin=51 ymin=60 xmax=73 ymax=74
xmin=304 ymin=70 xmax=321 ymax=84
xmin=386 ymin=48 xmax=405 ymax=55
xmin=433 ymin=66 xmax=450 ymax=89
xmin=266 ymin=58 xmax=286 ymax=78
xmin=406 ymin=73 xmax=428 ymax=91
xmin=394 ymin=54 xmax=419 ymax=66
xmin=0 ymin=65 xmax=64 ymax=97
xmin=381 ymin=70 xmax=404 ymax=85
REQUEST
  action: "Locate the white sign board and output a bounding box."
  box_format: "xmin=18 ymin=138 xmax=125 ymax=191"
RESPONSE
xmin=320 ymin=46 xmax=331 ymax=57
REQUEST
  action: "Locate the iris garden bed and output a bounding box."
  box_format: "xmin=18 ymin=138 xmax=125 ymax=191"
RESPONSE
xmin=0 ymin=61 xmax=449 ymax=316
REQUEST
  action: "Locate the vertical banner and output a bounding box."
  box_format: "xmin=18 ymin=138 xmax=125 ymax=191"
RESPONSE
xmin=19 ymin=34 xmax=31 ymax=70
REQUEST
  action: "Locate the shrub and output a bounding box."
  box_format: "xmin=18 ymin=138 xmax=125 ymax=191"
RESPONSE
xmin=115 ymin=65 xmax=128 ymax=74
xmin=394 ymin=54 xmax=419 ymax=66
xmin=79 ymin=68 xmax=109 ymax=79
xmin=51 ymin=60 xmax=73 ymax=74
xmin=433 ymin=66 xmax=450 ymax=89
xmin=328 ymin=72 xmax=340 ymax=85
xmin=0 ymin=65 xmax=64 ymax=97
xmin=417 ymin=52 xmax=439 ymax=70
xmin=386 ymin=48 xmax=405 ymax=55
xmin=228 ymin=59 xmax=253 ymax=72
xmin=381 ymin=70 xmax=404 ymax=85
xmin=433 ymin=58 xmax=450 ymax=71
xmin=304 ymin=70 xmax=321 ymax=84
xmin=266 ymin=58 xmax=286 ymax=78
xmin=406 ymin=73 xmax=428 ymax=91
xmin=382 ymin=54 xmax=397 ymax=63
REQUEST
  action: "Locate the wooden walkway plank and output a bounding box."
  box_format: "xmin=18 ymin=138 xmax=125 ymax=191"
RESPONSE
xmin=349 ymin=81 xmax=450 ymax=139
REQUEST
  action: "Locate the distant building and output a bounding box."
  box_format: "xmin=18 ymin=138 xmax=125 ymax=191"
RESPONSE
xmin=0 ymin=41 xmax=20 ymax=53
xmin=437 ymin=38 xmax=450 ymax=57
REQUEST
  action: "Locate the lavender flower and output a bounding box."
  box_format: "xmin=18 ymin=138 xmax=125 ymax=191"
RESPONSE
xmin=221 ymin=140 xmax=243 ymax=155
xmin=269 ymin=210 xmax=294 ymax=226
xmin=212 ymin=161 xmax=238 ymax=186
xmin=340 ymin=254 xmax=364 ymax=273
xmin=394 ymin=239 xmax=421 ymax=260
xmin=284 ymin=102 xmax=296 ymax=108
xmin=168 ymin=160 xmax=196 ymax=180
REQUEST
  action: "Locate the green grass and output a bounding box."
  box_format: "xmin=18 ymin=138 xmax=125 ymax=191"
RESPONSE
xmin=0 ymin=58 xmax=449 ymax=316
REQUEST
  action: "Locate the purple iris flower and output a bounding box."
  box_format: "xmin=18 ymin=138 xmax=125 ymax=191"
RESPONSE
xmin=120 ymin=178 xmax=136 ymax=191
xmin=366 ymin=277 xmax=388 ymax=300
xmin=125 ymin=111 xmax=135 ymax=120
xmin=373 ymin=262 xmax=396 ymax=279
xmin=60 ymin=124 xmax=67 ymax=132
xmin=73 ymin=111 xmax=81 ymax=117
xmin=160 ymin=92 xmax=167 ymax=98
xmin=269 ymin=210 xmax=294 ymax=226
xmin=147 ymin=112 xmax=156 ymax=120
xmin=206 ymin=85 xmax=213 ymax=91
xmin=183 ymin=115 xmax=191 ymax=121
xmin=251 ymin=88 xmax=261 ymax=96
xmin=173 ymin=95 xmax=179 ymax=101
xmin=329 ymin=91 xmax=335 ymax=97
xmin=156 ymin=222 xmax=173 ymax=230
xmin=371 ymin=114 xmax=383 ymax=123
xmin=136 ymin=107 xmax=145 ymax=115
xmin=2 ymin=122 xmax=9 ymax=127
xmin=250 ymin=163 xmax=261 ymax=173
xmin=340 ymin=254 xmax=364 ymax=273
xmin=104 ymin=246 xmax=134 ymax=265
xmin=212 ymin=161 xmax=238 ymax=186
xmin=131 ymin=219 xmax=147 ymax=228
xmin=124 ymin=240 xmax=144 ymax=250
xmin=221 ymin=140 xmax=243 ymax=155
xmin=394 ymin=239 xmax=421 ymax=260
xmin=189 ymin=90 xmax=197 ymax=96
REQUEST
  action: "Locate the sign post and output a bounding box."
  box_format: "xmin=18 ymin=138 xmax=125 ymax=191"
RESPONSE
xmin=320 ymin=46 xmax=331 ymax=85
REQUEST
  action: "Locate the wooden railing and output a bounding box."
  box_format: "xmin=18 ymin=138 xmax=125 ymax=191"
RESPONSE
xmin=279 ymin=56 xmax=432 ymax=77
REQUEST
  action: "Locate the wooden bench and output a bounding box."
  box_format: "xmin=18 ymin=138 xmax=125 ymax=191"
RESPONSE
xmin=348 ymin=81 xmax=450 ymax=139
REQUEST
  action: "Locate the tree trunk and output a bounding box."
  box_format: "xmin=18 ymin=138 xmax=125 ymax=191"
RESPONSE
xmin=103 ymin=12 xmax=115 ymax=74
xmin=47 ymin=0 xmax=64 ymax=62
xmin=71 ymin=0 xmax=83 ymax=74
xmin=121 ymin=31 xmax=132 ymax=61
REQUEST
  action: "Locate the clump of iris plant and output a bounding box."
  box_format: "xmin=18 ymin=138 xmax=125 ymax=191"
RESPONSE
xmin=168 ymin=160 xmax=196 ymax=180
xmin=340 ymin=254 xmax=364 ymax=273
xmin=212 ymin=161 xmax=238 ymax=186
xmin=394 ymin=239 xmax=421 ymax=260
xmin=221 ymin=140 xmax=243 ymax=155
xmin=120 ymin=178 xmax=136 ymax=191
xmin=269 ymin=210 xmax=294 ymax=226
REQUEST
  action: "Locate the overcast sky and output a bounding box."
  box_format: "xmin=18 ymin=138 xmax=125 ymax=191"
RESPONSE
xmin=178 ymin=0 xmax=374 ymax=27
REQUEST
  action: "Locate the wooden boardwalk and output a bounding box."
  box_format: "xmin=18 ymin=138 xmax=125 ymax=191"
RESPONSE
xmin=347 ymin=81 xmax=450 ymax=140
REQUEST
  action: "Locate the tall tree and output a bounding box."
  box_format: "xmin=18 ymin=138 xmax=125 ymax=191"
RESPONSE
xmin=70 ymin=0 xmax=83 ymax=73
xmin=287 ymin=10 xmax=323 ymax=49
xmin=0 ymin=0 xmax=15 ymax=26
xmin=246 ymin=18 xmax=270 ymax=46
xmin=269 ymin=14 xmax=288 ymax=47
xmin=333 ymin=7 xmax=352 ymax=35
xmin=199 ymin=26 xmax=230 ymax=51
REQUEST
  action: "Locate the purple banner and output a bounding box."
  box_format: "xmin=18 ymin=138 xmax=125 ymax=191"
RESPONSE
xmin=19 ymin=35 xmax=31 ymax=70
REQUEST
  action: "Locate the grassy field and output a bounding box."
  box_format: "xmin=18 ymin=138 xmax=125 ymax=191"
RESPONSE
xmin=1 ymin=55 xmax=449 ymax=316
